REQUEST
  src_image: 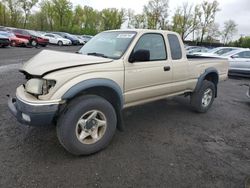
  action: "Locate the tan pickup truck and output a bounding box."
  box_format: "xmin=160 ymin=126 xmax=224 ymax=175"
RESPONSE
xmin=8 ymin=29 xmax=228 ymax=155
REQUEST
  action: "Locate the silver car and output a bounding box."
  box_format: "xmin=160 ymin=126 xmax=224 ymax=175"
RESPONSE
xmin=247 ymin=85 xmax=250 ymax=98
xmin=221 ymin=49 xmax=250 ymax=77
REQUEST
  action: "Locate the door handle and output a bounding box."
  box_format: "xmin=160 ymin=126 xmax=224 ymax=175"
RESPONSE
xmin=163 ymin=66 xmax=171 ymax=71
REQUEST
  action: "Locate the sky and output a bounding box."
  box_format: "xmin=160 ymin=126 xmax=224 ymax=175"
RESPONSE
xmin=71 ymin=0 xmax=250 ymax=39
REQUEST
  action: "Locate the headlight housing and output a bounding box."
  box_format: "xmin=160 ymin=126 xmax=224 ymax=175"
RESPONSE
xmin=25 ymin=78 xmax=56 ymax=96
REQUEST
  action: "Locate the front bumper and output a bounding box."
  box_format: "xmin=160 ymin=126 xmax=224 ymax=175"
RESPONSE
xmin=0 ymin=39 xmax=10 ymax=46
xmin=8 ymin=88 xmax=62 ymax=126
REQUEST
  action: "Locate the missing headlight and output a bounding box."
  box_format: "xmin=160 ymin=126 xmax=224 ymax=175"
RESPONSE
xmin=42 ymin=80 xmax=56 ymax=95
xmin=25 ymin=78 xmax=56 ymax=96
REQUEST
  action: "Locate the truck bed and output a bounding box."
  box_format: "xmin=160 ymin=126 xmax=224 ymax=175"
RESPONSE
xmin=187 ymin=54 xmax=225 ymax=61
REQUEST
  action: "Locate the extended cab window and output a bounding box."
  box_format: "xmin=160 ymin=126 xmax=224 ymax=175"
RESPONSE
xmin=134 ymin=33 xmax=167 ymax=61
xmin=168 ymin=34 xmax=182 ymax=60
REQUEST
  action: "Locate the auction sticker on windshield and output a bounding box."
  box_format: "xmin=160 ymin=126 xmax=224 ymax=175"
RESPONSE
xmin=117 ymin=34 xmax=135 ymax=38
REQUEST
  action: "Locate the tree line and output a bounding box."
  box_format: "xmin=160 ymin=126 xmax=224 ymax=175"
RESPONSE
xmin=0 ymin=0 xmax=238 ymax=44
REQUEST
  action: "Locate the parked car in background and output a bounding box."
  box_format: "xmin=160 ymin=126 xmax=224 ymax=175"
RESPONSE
xmin=187 ymin=46 xmax=209 ymax=55
xmin=0 ymin=34 xmax=10 ymax=47
xmin=43 ymin=33 xmax=72 ymax=46
xmin=247 ymin=85 xmax=250 ymax=98
xmin=193 ymin=47 xmax=241 ymax=57
xmin=220 ymin=49 xmax=250 ymax=77
xmin=12 ymin=29 xmax=49 ymax=47
xmin=0 ymin=31 xmax=29 ymax=47
xmin=81 ymin=35 xmax=93 ymax=43
xmin=185 ymin=46 xmax=199 ymax=51
xmin=52 ymin=32 xmax=79 ymax=45
xmin=75 ymin=35 xmax=85 ymax=45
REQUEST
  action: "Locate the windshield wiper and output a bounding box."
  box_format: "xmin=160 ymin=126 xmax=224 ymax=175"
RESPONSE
xmin=87 ymin=52 xmax=109 ymax=58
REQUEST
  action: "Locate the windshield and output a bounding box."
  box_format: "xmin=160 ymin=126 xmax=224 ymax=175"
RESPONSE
xmin=79 ymin=31 xmax=136 ymax=59
xmin=221 ymin=49 xmax=241 ymax=56
xmin=28 ymin=30 xmax=41 ymax=37
xmin=0 ymin=32 xmax=14 ymax=37
xmin=54 ymin=34 xmax=63 ymax=39
xmin=207 ymin=47 xmax=222 ymax=53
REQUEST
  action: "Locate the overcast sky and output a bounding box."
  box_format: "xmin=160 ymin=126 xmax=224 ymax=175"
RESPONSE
xmin=71 ymin=0 xmax=250 ymax=39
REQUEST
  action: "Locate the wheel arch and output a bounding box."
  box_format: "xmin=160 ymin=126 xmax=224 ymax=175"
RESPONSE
xmin=195 ymin=67 xmax=219 ymax=97
xmin=61 ymin=79 xmax=124 ymax=131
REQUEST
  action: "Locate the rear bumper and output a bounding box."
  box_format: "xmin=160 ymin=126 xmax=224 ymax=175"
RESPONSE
xmin=8 ymin=93 xmax=61 ymax=127
xmin=63 ymin=41 xmax=72 ymax=45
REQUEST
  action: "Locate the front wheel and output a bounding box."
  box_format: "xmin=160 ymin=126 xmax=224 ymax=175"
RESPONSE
xmin=190 ymin=80 xmax=215 ymax=113
xmin=58 ymin=41 xmax=63 ymax=46
xmin=56 ymin=95 xmax=117 ymax=155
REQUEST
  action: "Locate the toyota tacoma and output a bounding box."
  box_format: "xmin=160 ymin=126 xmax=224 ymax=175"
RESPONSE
xmin=8 ymin=29 xmax=229 ymax=155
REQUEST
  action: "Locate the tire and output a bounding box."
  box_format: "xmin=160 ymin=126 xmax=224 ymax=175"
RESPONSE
xmin=190 ymin=80 xmax=215 ymax=113
xmin=11 ymin=41 xmax=16 ymax=47
xmin=31 ymin=40 xmax=37 ymax=47
xmin=58 ymin=41 xmax=63 ymax=46
xmin=56 ymin=95 xmax=117 ymax=155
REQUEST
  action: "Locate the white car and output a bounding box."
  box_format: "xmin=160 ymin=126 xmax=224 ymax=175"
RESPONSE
xmin=43 ymin=33 xmax=72 ymax=46
xmin=220 ymin=49 xmax=250 ymax=77
xmin=193 ymin=47 xmax=242 ymax=57
xmin=75 ymin=36 xmax=85 ymax=45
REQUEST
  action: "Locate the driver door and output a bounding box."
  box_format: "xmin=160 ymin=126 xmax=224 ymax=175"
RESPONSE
xmin=124 ymin=33 xmax=173 ymax=105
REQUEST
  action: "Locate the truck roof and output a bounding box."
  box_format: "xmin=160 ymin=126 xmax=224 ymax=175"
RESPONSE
xmin=104 ymin=29 xmax=178 ymax=35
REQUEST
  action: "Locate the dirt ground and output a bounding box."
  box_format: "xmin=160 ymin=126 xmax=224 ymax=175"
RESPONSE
xmin=0 ymin=46 xmax=249 ymax=188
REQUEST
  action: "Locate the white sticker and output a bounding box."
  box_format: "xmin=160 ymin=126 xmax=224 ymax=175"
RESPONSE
xmin=117 ymin=34 xmax=135 ymax=39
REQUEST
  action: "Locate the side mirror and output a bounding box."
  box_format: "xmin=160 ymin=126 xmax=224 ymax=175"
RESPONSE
xmin=129 ymin=49 xmax=150 ymax=63
xmin=231 ymin=54 xmax=239 ymax=59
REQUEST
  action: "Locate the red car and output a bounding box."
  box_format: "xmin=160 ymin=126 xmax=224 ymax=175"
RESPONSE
xmin=12 ymin=29 xmax=49 ymax=47
xmin=0 ymin=31 xmax=29 ymax=47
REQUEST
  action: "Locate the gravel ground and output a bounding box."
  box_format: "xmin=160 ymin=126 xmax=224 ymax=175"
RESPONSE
xmin=0 ymin=45 xmax=250 ymax=188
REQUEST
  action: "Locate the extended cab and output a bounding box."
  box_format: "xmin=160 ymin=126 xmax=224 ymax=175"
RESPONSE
xmin=8 ymin=29 xmax=229 ymax=155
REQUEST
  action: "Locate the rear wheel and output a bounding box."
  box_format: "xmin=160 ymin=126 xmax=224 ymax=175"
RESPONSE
xmin=11 ymin=41 xmax=16 ymax=47
xmin=31 ymin=40 xmax=37 ymax=47
xmin=190 ymin=80 xmax=215 ymax=113
xmin=56 ymin=95 xmax=117 ymax=155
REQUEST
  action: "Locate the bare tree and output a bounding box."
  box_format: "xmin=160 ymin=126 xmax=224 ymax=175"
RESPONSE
xmin=206 ymin=22 xmax=220 ymax=43
xmin=172 ymin=2 xmax=196 ymax=41
xmin=199 ymin=0 xmax=220 ymax=43
xmin=221 ymin=20 xmax=237 ymax=44
xmin=143 ymin=0 xmax=169 ymax=29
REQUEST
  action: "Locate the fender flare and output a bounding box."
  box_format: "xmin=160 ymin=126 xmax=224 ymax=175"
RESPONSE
xmin=194 ymin=67 xmax=219 ymax=96
xmin=62 ymin=78 xmax=124 ymax=131
xmin=62 ymin=78 xmax=123 ymax=107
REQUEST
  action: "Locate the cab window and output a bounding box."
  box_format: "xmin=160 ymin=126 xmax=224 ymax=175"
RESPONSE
xmin=133 ymin=33 xmax=167 ymax=61
xmin=168 ymin=34 xmax=182 ymax=60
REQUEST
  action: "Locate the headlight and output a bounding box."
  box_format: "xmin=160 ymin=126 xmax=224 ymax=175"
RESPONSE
xmin=25 ymin=78 xmax=56 ymax=96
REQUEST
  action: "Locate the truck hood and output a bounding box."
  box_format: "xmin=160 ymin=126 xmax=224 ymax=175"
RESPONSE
xmin=21 ymin=50 xmax=113 ymax=76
